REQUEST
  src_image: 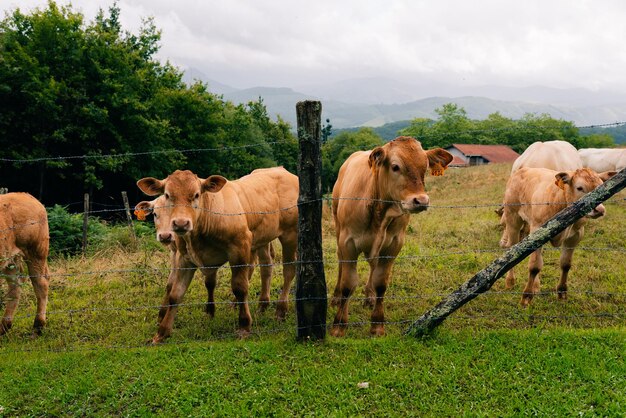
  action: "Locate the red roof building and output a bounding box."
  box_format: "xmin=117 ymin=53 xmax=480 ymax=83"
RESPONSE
xmin=445 ymin=144 xmax=520 ymax=166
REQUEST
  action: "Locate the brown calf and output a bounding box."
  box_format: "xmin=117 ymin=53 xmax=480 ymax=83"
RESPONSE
xmin=0 ymin=193 xmax=50 ymax=336
xmin=501 ymin=167 xmax=615 ymax=306
xmin=330 ymin=137 xmax=452 ymax=337
xmin=137 ymin=167 xmax=298 ymax=342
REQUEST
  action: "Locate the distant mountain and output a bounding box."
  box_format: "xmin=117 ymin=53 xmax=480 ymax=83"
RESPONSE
xmin=186 ymin=70 xmax=626 ymax=129
xmin=296 ymin=76 xmax=626 ymax=107
xmin=182 ymin=67 xmax=238 ymax=95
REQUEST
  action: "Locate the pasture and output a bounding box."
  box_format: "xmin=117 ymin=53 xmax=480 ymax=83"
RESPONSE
xmin=1 ymin=163 xmax=625 ymax=416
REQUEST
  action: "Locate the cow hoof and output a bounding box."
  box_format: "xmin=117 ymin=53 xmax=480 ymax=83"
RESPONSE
xmin=557 ymin=291 xmax=567 ymax=301
xmin=519 ymin=296 xmax=532 ymax=308
xmin=0 ymin=320 xmax=12 ymax=336
xmin=370 ymin=325 xmax=385 ymax=337
xmin=237 ymin=329 xmax=251 ymax=339
xmin=147 ymin=334 xmax=165 ymax=345
xmin=330 ymin=326 xmax=346 ymax=338
xmin=204 ymin=303 xmax=215 ymax=318
xmin=258 ymin=299 xmax=270 ymax=314
xmin=275 ymin=307 xmax=287 ymax=322
xmin=363 ymin=297 xmax=375 ymax=309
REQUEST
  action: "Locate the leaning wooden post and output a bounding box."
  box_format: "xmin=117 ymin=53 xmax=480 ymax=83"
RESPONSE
xmin=82 ymin=193 xmax=89 ymax=256
xmin=406 ymin=168 xmax=626 ymax=338
xmin=295 ymin=100 xmax=327 ymax=340
xmin=121 ymin=191 xmax=137 ymax=243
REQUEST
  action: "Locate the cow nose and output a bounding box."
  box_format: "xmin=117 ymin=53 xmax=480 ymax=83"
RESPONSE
xmin=587 ymin=204 xmax=606 ymax=219
xmin=172 ymin=218 xmax=191 ymax=233
xmin=413 ymin=194 xmax=430 ymax=207
xmin=158 ymin=231 xmax=173 ymax=243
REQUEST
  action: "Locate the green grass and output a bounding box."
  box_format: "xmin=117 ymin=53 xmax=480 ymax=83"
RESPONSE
xmin=1 ymin=163 xmax=625 ymax=416
xmin=1 ymin=330 xmax=625 ymax=416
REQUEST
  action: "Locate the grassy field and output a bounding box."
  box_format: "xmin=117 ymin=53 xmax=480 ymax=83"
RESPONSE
xmin=1 ymin=163 xmax=625 ymax=416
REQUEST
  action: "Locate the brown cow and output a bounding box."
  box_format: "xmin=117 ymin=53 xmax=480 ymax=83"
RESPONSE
xmin=0 ymin=193 xmax=50 ymax=336
xmin=330 ymin=137 xmax=453 ymax=337
xmin=135 ymin=196 xmax=277 ymax=322
xmin=500 ymin=167 xmax=615 ymax=306
xmin=137 ymin=167 xmax=298 ymax=342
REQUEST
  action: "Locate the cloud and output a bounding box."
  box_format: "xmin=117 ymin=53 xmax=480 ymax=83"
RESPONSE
xmin=3 ymin=0 xmax=626 ymax=91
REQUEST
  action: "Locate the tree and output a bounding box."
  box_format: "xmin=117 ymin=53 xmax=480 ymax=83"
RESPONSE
xmin=0 ymin=1 xmax=298 ymax=206
xmin=321 ymin=128 xmax=383 ymax=192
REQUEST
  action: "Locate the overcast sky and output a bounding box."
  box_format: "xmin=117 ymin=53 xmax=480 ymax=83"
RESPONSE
xmin=4 ymin=0 xmax=626 ymax=92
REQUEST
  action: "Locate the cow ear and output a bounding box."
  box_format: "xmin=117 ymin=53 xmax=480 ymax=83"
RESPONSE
xmin=426 ymin=148 xmax=454 ymax=176
xmin=137 ymin=178 xmax=164 ymax=196
xmin=598 ymin=171 xmax=617 ymax=182
xmin=554 ymin=172 xmax=571 ymax=190
xmin=202 ymin=175 xmax=227 ymax=193
xmin=134 ymin=201 xmax=154 ymax=221
xmin=368 ymin=147 xmax=386 ymax=168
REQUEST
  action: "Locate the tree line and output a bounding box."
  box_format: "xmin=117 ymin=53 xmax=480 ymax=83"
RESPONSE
xmin=0 ymin=2 xmax=298 ymax=208
xmin=321 ymin=104 xmax=616 ymax=191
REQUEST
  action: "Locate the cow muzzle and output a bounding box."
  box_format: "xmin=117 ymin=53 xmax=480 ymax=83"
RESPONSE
xmin=171 ymin=218 xmax=192 ymax=235
xmin=402 ymin=194 xmax=430 ymax=213
xmin=586 ymin=204 xmax=605 ymax=219
xmin=158 ymin=231 xmax=174 ymax=244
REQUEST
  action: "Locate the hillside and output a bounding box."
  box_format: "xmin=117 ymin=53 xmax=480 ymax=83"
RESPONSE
xmin=220 ymin=87 xmax=626 ymax=130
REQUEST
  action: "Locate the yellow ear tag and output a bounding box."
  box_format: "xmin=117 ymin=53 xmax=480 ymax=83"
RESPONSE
xmin=134 ymin=208 xmax=149 ymax=221
xmin=430 ymin=163 xmax=446 ymax=177
xmin=555 ymin=179 xmax=566 ymax=191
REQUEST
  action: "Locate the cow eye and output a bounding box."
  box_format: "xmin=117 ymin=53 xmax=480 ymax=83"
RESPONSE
xmin=164 ymin=193 xmax=170 ymax=200
xmin=391 ymin=164 xmax=400 ymax=172
xmin=153 ymin=213 xmax=158 ymax=219
xmin=576 ymin=186 xmax=584 ymax=192
xmin=194 ymin=193 xmax=200 ymax=199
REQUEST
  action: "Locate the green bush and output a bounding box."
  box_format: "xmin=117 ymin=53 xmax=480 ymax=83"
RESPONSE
xmin=47 ymin=205 xmax=109 ymax=256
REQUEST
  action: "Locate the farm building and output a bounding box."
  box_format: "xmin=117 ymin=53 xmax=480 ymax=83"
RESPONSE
xmin=445 ymin=144 xmax=519 ymax=166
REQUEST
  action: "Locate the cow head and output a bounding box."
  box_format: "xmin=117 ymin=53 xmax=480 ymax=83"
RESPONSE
xmin=137 ymin=170 xmax=227 ymax=236
xmin=554 ymin=168 xmax=616 ymax=219
xmin=135 ymin=196 xmax=176 ymax=245
xmin=368 ymin=136 xmax=453 ymax=213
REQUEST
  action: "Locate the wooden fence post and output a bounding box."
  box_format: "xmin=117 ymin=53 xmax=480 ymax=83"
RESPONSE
xmin=121 ymin=191 xmax=137 ymax=243
xmin=82 ymin=193 xmax=89 ymax=256
xmin=406 ymin=168 xmax=626 ymax=338
xmin=295 ymin=100 xmax=327 ymax=340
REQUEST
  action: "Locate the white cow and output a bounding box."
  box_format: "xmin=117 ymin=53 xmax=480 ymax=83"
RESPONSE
xmin=511 ymin=140 xmax=582 ymax=173
xmin=579 ymin=148 xmax=626 ymax=173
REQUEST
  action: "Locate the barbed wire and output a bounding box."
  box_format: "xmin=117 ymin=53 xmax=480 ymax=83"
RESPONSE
xmin=1 ymin=192 xmax=624 ymax=235
xmin=1 ymin=121 xmax=625 ymax=165
xmin=1 ymin=311 xmax=623 ymax=354
xmin=4 ymin=288 xmax=626 ymax=322
xmin=0 ymin=140 xmax=292 ymax=164
xmin=2 ymin=243 xmax=626 ymax=281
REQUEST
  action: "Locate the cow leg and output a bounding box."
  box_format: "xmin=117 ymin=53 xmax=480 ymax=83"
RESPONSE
xmin=153 ymin=261 xmax=195 ymax=344
xmin=256 ymin=244 xmax=273 ymax=314
xmin=26 ymin=259 xmax=49 ymax=335
xmin=158 ymin=250 xmax=178 ymax=323
xmin=229 ymin=239 xmax=254 ymax=337
xmin=521 ymin=248 xmax=543 ymax=307
xmin=330 ymin=239 xmax=358 ymax=337
xmin=368 ymin=237 xmax=403 ymax=336
xmin=230 ymin=261 xmax=252 ymax=337
xmin=203 ymin=268 xmax=218 ymax=317
xmin=276 ymin=235 xmax=297 ymax=321
xmin=557 ymin=230 xmax=582 ymax=300
xmin=363 ymin=267 xmax=376 ymax=309
xmin=0 ymin=275 xmax=21 ymax=335
xmin=369 ymin=256 xmax=396 ymax=337
xmin=502 ymin=217 xmax=525 ymax=290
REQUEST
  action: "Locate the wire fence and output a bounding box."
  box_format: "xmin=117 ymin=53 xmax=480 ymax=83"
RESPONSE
xmin=1 ymin=121 xmax=626 ymax=353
